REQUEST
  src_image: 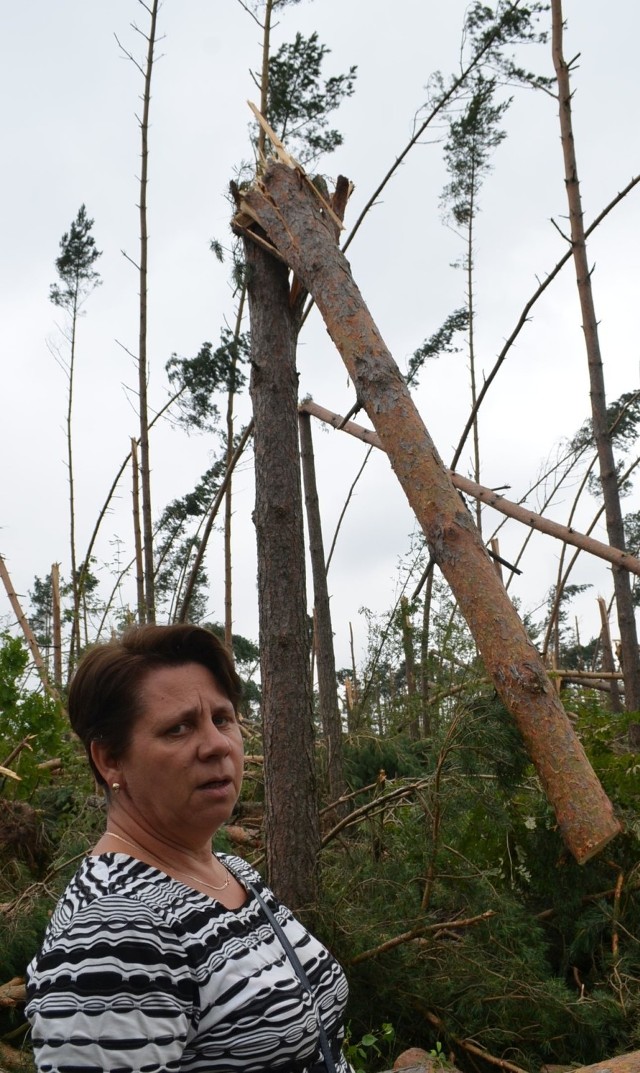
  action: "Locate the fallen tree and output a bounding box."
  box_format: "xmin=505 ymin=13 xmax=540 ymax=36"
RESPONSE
xmin=232 ymin=157 xmax=621 ymax=864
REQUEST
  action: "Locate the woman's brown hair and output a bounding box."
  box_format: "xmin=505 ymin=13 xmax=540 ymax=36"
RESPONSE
xmin=68 ymin=624 xmax=242 ymax=789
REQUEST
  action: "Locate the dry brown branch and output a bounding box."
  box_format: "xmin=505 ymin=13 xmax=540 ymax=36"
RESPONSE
xmin=350 ymin=910 xmax=497 ymax=966
xmin=319 ymin=779 xmax=380 ymax=817
xmin=1 ymin=851 xmax=86 ymax=919
xmin=421 ymin=1008 xmax=528 ymax=1073
xmin=0 ymin=766 xmax=21 ymax=782
xmin=321 ymin=781 xmax=430 ymax=847
xmin=298 ymin=401 xmax=640 ymax=578
xmin=1 ymin=737 xmax=35 ymax=770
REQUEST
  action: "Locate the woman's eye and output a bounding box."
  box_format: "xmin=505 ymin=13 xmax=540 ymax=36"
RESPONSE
xmin=166 ymin=722 xmax=189 ymax=736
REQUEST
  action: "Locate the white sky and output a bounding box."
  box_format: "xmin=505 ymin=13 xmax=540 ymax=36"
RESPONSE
xmin=1 ymin=1 xmax=639 ymax=671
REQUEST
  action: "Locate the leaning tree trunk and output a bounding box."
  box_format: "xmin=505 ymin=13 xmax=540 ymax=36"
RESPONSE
xmin=299 ymin=411 xmax=346 ymax=806
xmin=244 ymin=236 xmax=320 ymax=912
xmin=233 ymin=160 xmax=621 ymax=863
xmin=552 ymin=0 xmax=640 ymax=711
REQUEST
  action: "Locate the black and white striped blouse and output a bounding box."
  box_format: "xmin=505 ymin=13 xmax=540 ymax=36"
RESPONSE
xmin=26 ymin=853 xmax=350 ymax=1073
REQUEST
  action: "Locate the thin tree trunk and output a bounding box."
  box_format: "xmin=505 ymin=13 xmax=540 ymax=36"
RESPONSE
xmin=299 ymin=411 xmax=346 ymax=803
xmin=131 ymin=437 xmax=145 ymax=624
xmin=400 ymin=596 xmax=419 ymax=740
xmin=551 ymin=0 xmax=640 ymax=710
xmin=66 ymin=298 xmax=81 ymax=669
xmin=257 ymin=0 xmax=274 ymax=162
xmin=244 ymin=235 xmax=319 ymax=911
xmin=137 ymin=0 xmax=159 ymax=624
xmin=0 ymin=556 xmax=59 ymax=703
xmin=233 ymin=162 xmax=621 ymax=863
xmin=224 ymin=289 xmax=246 ymax=651
xmin=349 ymin=621 xmax=359 ymax=732
xmin=598 ymin=596 xmax=623 ymax=714
xmin=177 ymin=422 xmax=254 ymax=624
xmin=420 ymin=570 xmax=434 ymax=737
xmin=466 ymin=172 xmax=482 ymax=534
xmin=51 ymin=562 xmax=62 ymax=690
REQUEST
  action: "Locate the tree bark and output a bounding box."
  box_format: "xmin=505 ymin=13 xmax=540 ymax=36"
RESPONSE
xmin=570 ymin=1052 xmax=640 ymax=1073
xmin=299 ymin=411 xmax=346 ymax=803
xmin=233 ymin=161 xmax=621 ymax=863
xmin=551 ymin=0 xmax=640 ymax=711
xmin=244 ymin=235 xmax=319 ymax=911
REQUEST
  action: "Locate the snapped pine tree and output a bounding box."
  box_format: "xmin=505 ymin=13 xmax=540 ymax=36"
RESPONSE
xmin=232 ymin=159 xmax=620 ymax=864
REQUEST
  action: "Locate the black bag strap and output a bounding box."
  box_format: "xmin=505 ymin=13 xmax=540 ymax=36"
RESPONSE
xmin=247 ymin=881 xmax=338 ymax=1073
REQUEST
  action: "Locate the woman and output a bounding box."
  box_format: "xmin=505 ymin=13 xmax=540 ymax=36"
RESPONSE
xmin=26 ymin=624 xmax=350 ymax=1073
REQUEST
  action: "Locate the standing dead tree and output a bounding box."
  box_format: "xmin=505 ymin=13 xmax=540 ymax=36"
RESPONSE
xmin=551 ymin=0 xmax=640 ymax=709
xmin=116 ymin=0 xmax=162 ymax=624
xmin=299 ymin=411 xmax=346 ymax=805
xmin=233 ymin=159 xmax=620 ymax=864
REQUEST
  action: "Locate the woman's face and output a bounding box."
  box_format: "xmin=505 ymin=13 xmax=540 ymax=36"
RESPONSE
xmin=109 ymin=662 xmax=244 ymax=846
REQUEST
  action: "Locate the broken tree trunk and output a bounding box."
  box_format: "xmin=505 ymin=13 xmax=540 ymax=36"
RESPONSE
xmin=233 ymin=160 xmax=621 ymax=863
xmin=598 ymin=596 xmax=623 ymax=714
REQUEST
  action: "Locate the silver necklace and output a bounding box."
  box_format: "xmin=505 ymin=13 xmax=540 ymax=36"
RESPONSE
xmin=105 ymin=831 xmax=230 ymax=892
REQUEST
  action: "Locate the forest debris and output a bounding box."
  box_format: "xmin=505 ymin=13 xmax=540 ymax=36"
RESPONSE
xmin=569 ymin=1052 xmax=640 ymax=1072
xmin=234 ymin=160 xmax=621 ymax=865
xmin=0 ymin=1039 xmax=33 ymax=1072
xmin=0 ymin=977 xmax=26 ymax=1007
xmin=224 ymin=824 xmax=260 ymax=846
xmin=36 ymin=758 xmax=62 ymax=772
xmin=0 ymin=766 xmax=21 ymax=781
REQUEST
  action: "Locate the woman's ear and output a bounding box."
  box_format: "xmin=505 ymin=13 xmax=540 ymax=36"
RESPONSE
xmin=90 ymin=739 xmax=121 ymax=791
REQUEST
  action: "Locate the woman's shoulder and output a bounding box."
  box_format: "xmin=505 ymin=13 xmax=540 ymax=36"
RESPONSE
xmin=218 ymin=852 xmax=264 ymax=889
xmin=42 ymin=854 xmax=175 ymax=934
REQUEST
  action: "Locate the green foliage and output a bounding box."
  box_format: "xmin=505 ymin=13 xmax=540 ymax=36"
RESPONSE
xmin=0 ymin=633 xmax=68 ymax=797
xmin=165 ymin=330 xmax=248 ymax=434
xmin=49 ymin=204 xmax=102 ymax=311
xmin=265 ymin=32 xmax=356 ymax=164
xmin=406 ymin=308 xmax=469 ymax=388
xmin=206 ymin=622 xmax=261 ymax=718
xmin=314 ymin=686 xmax=640 ymax=1071
xmin=441 ymin=74 xmax=509 ymax=230
xmin=344 ymin=1021 xmax=395 ymax=1073
xmin=464 ymin=1 xmax=553 ymax=92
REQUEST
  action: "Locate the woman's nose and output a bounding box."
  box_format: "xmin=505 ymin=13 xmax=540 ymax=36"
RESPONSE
xmin=198 ymin=720 xmax=230 ymax=757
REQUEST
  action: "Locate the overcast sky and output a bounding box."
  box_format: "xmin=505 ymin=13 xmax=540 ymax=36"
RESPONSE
xmin=1 ymin=1 xmax=639 ymax=671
